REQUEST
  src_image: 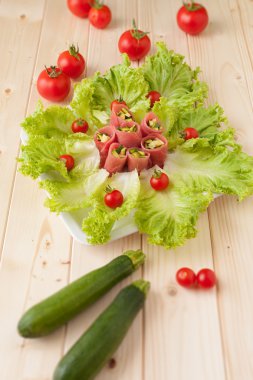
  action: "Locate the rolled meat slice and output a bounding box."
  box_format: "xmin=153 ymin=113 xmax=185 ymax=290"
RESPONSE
xmin=110 ymin=104 xmax=134 ymax=127
xmin=141 ymin=134 xmax=168 ymax=168
xmin=94 ymin=125 xmax=116 ymax=167
xmin=104 ymin=143 xmax=127 ymax=174
xmin=141 ymin=112 xmax=164 ymax=136
xmin=127 ymin=148 xmax=150 ymax=173
xmin=115 ymin=121 xmax=142 ymax=148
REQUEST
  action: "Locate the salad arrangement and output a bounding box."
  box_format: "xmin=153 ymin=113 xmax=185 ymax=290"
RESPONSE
xmin=20 ymin=42 xmax=253 ymax=249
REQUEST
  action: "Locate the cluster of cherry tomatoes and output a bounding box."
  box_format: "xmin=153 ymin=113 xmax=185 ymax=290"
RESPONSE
xmin=37 ymin=45 xmax=85 ymax=102
xmin=67 ymin=0 xmax=112 ymax=29
xmin=176 ymin=267 xmax=216 ymax=289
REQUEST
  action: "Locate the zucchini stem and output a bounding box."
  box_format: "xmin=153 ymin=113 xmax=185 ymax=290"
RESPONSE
xmin=133 ymin=279 xmax=150 ymax=296
xmin=124 ymin=250 xmax=146 ymax=270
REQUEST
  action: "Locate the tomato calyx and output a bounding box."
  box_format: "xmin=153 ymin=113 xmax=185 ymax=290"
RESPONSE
xmin=45 ymin=65 xmax=62 ymax=78
xmin=76 ymin=118 xmax=85 ymax=126
xmin=69 ymin=44 xmax=80 ymax=60
xmin=105 ymin=184 xmax=114 ymax=194
xmin=93 ymin=0 xmax=104 ymax=9
xmin=131 ymin=19 xmax=149 ymax=40
xmin=117 ymin=95 xmax=124 ymax=102
xmin=152 ymin=169 xmax=163 ymax=179
xmin=183 ymin=1 xmax=203 ymax=11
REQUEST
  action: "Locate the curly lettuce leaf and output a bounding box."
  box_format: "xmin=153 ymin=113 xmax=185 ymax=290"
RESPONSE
xmin=71 ymin=54 xmax=149 ymax=127
xmin=40 ymin=169 xmax=109 ymax=213
xmin=165 ymin=139 xmax=253 ymax=200
xmin=82 ymin=170 xmax=140 ymax=244
xmin=135 ymin=168 xmax=212 ymax=249
xmin=21 ymin=102 xmax=76 ymax=138
xmin=19 ymin=134 xmax=99 ymax=180
xmin=141 ymin=42 xmax=208 ymax=109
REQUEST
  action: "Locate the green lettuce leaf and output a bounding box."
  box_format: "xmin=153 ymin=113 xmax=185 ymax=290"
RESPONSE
xmin=82 ymin=170 xmax=140 ymax=244
xmin=19 ymin=134 xmax=99 ymax=180
xmin=135 ymin=168 xmax=213 ymax=249
xmin=40 ymin=169 xmax=109 ymax=213
xmin=141 ymin=42 xmax=208 ymax=109
xmin=21 ymin=102 xmax=76 ymax=138
xmin=165 ymin=139 xmax=253 ymax=200
xmin=71 ymin=54 xmax=149 ymax=127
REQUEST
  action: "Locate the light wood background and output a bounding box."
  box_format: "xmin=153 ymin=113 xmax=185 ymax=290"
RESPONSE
xmin=1 ymin=1 xmax=253 ymax=379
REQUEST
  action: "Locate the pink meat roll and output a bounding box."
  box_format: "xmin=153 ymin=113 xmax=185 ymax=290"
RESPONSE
xmin=115 ymin=121 xmax=142 ymax=148
xmin=141 ymin=112 xmax=164 ymax=136
xmin=94 ymin=125 xmax=116 ymax=167
xmin=104 ymin=143 xmax=127 ymax=174
xmin=127 ymin=148 xmax=150 ymax=174
xmin=141 ymin=134 xmax=168 ymax=168
xmin=110 ymin=104 xmax=134 ymax=127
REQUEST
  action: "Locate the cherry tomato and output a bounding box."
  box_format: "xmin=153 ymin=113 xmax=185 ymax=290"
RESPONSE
xmin=176 ymin=268 xmax=196 ymax=287
xmin=37 ymin=66 xmax=71 ymax=102
xmin=118 ymin=19 xmax=151 ymax=61
xmin=57 ymin=45 xmax=85 ymax=79
xmin=150 ymin=170 xmax=169 ymax=191
xmin=59 ymin=154 xmax=75 ymax=171
xmin=196 ymin=269 xmax=216 ymax=289
xmin=146 ymin=90 xmax=161 ymax=107
xmin=183 ymin=127 xmax=199 ymax=140
xmin=110 ymin=98 xmax=127 ymax=111
xmin=67 ymin=0 xmax=93 ymax=18
xmin=89 ymin=1 xmax=111 ymax=29
xmin=177 ymin=2 xmax=208 ymax=35
xmin=71 ymin=118 xmax=89 ymax=133
xmin=104 ymin=186 xmax=124 ymax=209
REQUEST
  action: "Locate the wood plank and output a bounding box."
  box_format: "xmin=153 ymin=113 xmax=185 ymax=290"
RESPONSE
xmin=63 ymin=2 xmax=144 ymax=380
xmin=0 ymin=1 xmax=90 ymax=379
xmin=139 ymin=1 xmax=226 ymax=379
xmin=191 ymin=0 xmax=253 ymax=378
xmin=0 ymin=0 xmax=46 ymax=253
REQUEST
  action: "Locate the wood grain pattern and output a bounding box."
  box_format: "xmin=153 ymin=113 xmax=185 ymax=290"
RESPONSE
xmin=0 ymin=0 xmax=46 ymax=253
xmin=0 ymin=0 xmax=253 ymax=379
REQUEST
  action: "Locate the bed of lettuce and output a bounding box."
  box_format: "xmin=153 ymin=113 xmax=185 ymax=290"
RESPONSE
xmin=19 ymin=42 xmax=253 ymax=249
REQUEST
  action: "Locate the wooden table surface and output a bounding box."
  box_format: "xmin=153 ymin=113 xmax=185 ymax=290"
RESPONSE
xmin=1 ymin=1 xmax=253 ymax=379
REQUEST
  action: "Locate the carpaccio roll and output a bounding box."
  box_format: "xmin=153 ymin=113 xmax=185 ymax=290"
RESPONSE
xmin=115 ymin=121 xmax=142 ymax=148
xmin=141 ymin=134 xmax=168 ymax=168
xmin=104 ymin=143 xmax=127 ymax=174
xmin=127 ymin=148 xmax=150 ymax=173
xmin=110 ymin=104 xmax=134 ymax=127
xmin=94 ymin=125 xmax=116 ymax=167
xmin=141 ymin=112 xmax=164 ymax=136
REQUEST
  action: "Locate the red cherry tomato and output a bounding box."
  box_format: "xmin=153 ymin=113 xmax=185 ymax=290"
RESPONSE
xmin=37 ymin=66 xmax=71 ymax=102
xmin=177 ymin=2 xmax=208 ymax=35
xmin=110 ymin=98 xmax=127 ymax=111
xmin=89 ymin=1 xmax=111 ymax=29
xmin=176 ymin=268 xmax=196 ymax=287
xmin=118 ymin=19 xmax=151 ymax=61
xmin=183 ymin=127 xmax=199 ymax=140
xmin=57 ymin=45 xmax=85 ymax=79
xmin=196 ymin=269 xmax=216 ymax=289
xmin=59 ymin=154 xmax=75 ymax=171
xmin=67 ymin=0 xmax=93 ymax=18
xmin=146 ymin=91 xmax=161 ymax=107
xmin=71 ymin=119 xmax=89 ymax=133
xmin=104 ymin=187 xmax=124 ymax=209
xmin=150 ymin=170 xmax=169 ymax=191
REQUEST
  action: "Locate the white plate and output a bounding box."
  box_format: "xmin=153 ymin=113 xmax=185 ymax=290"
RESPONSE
xmin=20 ymin=129 xmax=220 ymax=245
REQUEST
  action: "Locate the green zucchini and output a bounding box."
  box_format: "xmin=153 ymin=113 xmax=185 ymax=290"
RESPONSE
xmin=53 ymin=279 xmax=150 ymax=380
xmin=18 ymin=250 xmax=145 ymax=338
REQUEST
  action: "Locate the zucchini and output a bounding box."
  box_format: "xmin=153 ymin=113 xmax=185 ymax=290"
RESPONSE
xmin=53 ymin=279 xmax=150 ymax=380
xmin=18 ymin=250 xmax=145 ymax=338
